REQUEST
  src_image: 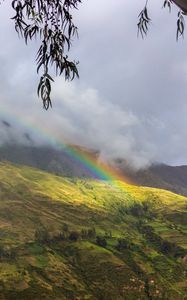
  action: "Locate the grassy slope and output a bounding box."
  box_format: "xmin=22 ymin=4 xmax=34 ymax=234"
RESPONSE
xmin=0 ymin=162 xmax=187 ymax=299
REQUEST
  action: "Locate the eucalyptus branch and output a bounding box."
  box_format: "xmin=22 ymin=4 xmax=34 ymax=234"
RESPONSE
xmin=138 ymin=0 xmax=186 ymax=40
xmin=163 ymin=0 xmax=172 ymax=12
xmin=176 ymin=10 xmax=185 ymax=40
xmin=137 ymin=1 xmax=151 ymax=38
xmin=11 ymin=0 xmax=81 ymax=109
xmin=162 ymin=0 xmax=185 ymax=40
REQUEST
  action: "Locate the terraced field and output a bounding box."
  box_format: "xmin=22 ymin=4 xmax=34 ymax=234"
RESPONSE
xmin=0 ymin=162 xmax=186 ymax=299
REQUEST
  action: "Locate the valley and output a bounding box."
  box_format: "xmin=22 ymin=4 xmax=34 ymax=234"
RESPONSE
xmin=0 ymin=162 xmax=186 ymax=299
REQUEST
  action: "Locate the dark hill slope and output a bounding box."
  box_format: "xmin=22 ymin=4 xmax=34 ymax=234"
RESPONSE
xmin=0 ymin=144 xmax=99 ymax=178
xmin=1 ymin=144 xmax=187 ymax=196
xmin=119 ymin=163 xmax=187 ymax=196
xmin=0 ymin=162 xmax=187 ymax=299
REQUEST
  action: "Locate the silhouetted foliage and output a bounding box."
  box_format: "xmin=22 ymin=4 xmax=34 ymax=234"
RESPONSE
xmin=139 ymin=0 xmax=186 ymax=40
xmin=0 ymin=0 xmax=186 ymax=109
xmin=9 ymin=0 xmax=81 ymax=109
xmin=137 ymin=4 xmax=151 ymax=38
xmin=176 ymin=10 xmax=185 ymax=40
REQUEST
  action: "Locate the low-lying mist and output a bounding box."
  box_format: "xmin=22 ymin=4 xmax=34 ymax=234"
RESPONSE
xmin=0 ymin=81 xmax=163 ymax=170
xmin=1 ymin=80 xmax=187 ymax=169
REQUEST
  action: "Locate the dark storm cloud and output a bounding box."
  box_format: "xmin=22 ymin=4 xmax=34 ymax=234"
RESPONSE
xmin=0 ymin=0 xmax=187 ymax=167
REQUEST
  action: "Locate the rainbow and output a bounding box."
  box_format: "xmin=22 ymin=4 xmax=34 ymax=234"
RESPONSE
xmin=0 ymin=109 xmax=133 ymax=185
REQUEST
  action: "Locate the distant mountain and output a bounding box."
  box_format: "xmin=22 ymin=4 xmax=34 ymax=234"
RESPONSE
xmin=0 ymin=143 xmax=99 ymax=178
xmin=117 ymin=162 xmax=187 ymax=197
xmin=1 ymin=143 xmax=187 ymax=196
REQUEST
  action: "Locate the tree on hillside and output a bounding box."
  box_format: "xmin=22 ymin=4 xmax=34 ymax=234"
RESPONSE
xmin=1 ymin=0 xmax=187 ymax=109
xmin=69 ymin=230 xmax=80 ymax=241
xmin=35 ymin=227 xmax=50 ymax=243
xmin=96 ymin=235 xmax=107 ymax=248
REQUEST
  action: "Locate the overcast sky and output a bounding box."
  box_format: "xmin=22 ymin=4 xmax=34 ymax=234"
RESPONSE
xmin=0 ymin=0 xmax=187 ymax=168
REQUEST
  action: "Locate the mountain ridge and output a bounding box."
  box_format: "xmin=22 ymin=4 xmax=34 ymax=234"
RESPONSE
xmin=0 ymin=143 xmax=187 ymax=196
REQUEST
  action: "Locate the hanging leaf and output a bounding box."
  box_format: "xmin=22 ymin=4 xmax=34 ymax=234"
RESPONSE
xmin=176 ymin=10 xmax=185 ymax=40
xmin=137 ymin=5 xmax=151 ymax=38
xmin=163 ymin=0 xmax=172 ymax=12
xmin=10 ymin=0 xmax=81 ymax=109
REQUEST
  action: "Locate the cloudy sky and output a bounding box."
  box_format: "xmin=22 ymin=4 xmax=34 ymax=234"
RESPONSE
xmin=0 ymin=0 xmax=187 ymax=168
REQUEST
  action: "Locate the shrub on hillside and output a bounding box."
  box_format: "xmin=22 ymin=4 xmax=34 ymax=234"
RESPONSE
xmin=116 ymin=238 xmax=132 ymax=251
xmin=104 ymin=231 xmax=112 ymax=238
xmin=35 ymin=228 xmax=50 ymax=244
xmin=0 ymin=245 xmax=16 ymax=260
xmin=81 ymin=227 xmax=96 ymax=240
xmin=128 ymin=201 xmax=158 ymax=219
xmin=81 ymin=229 xmax=88 ymax=239
xmin=96 ymin=236 xmax=107 ymax=248
xmin=160 ymin=240 xmax=185 ymax=257
xmin=59 ymin=223 xmax=69 ymax=239
xmin=62 ymin=223 xmax=69 ymax=233
xmin=139 ymin=225 xmax=185 ymax=257
xmin=129 ymin=203 xmax=145 ymax=217
xmin=69 ymin=231 xmax=80 ymax=242
xmin=87 ymin=227 xmax=96 ymax=239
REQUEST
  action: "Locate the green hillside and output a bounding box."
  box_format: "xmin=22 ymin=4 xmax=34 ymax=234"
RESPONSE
xmin=0 ymin=162 xmax=187 ymax=299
